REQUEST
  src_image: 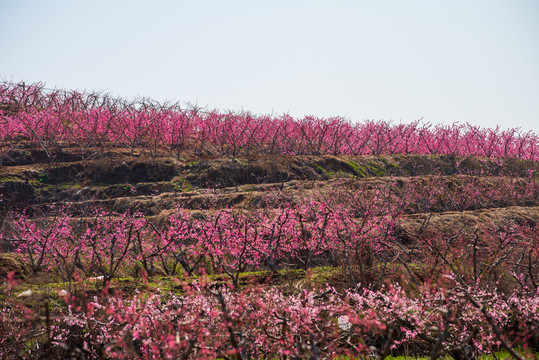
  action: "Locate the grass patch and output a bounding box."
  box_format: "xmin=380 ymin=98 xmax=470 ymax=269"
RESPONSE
xmin=362 ymin=161 xmax=386 ymax=177
xmin=313 ymin=162 xmax=355 ymax=179
xmin=345 ymin=160 xmax=361 ymax=175
xmin=37 ymin=171 xmax=51 ymax=184
xmin=173 ymin=178 xmax=194 ymax=192
xmin=0 ymin=176 xmax=23 ymax=182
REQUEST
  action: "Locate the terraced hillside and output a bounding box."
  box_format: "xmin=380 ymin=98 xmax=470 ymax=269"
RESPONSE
xmin=0 ymin=82 xmax=538 ymax=359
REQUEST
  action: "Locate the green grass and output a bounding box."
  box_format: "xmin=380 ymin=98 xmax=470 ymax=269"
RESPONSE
xmin=37 ymin=170 xmax=51 ymax=184
xmin=173 ymin=179 xmax=194 ymax=192
xmin=362 ymin=161 xmax=386 ymax=177
xmin=0 ymin=176 xmax=22 ymax=182
xmin=345 ymin=160 xmax=361 ymax=175
xmin=313 ymin=162 xmax=356 ymax=179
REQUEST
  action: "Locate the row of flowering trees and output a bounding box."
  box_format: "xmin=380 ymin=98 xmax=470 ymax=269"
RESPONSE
xmin=2 ymin=81 xmax=538 ymax=162
xmin=2 ymin=275 xmax=538 ymax=359
xmin=4 ymin=204 xmax=392 ymax=286
xmin=4 ymin=198 xmax=537 ymax=292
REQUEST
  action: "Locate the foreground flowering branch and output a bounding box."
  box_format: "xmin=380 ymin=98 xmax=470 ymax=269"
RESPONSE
xmin=1 ymin=276 xmax=537 ymax=359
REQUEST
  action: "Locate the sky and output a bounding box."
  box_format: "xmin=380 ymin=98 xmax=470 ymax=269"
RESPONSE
xmin=1 ymin=0 xmax=538 ymax=132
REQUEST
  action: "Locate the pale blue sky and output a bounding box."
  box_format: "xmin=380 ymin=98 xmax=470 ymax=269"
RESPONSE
xmin=1 ymin=1 xmax=538 ymax=131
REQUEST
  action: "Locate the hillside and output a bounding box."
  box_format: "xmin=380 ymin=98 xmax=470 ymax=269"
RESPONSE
xmin=0 ymin=81 xmax=537 ymax=359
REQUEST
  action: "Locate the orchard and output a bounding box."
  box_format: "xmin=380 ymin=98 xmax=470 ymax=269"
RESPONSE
xmin=0 ymin=81 xmax=537 ymax=359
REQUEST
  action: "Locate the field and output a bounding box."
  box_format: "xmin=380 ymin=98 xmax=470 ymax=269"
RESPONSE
xmin=0 ymin=81 xmax=538 ymax=359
